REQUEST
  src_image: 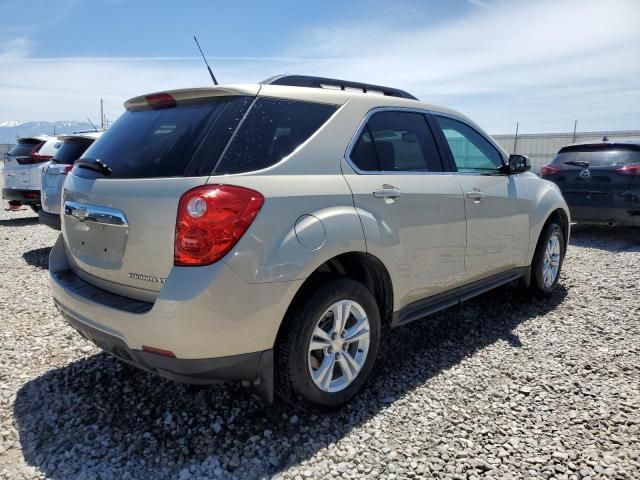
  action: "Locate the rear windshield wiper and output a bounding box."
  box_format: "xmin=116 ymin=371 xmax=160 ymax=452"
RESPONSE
xmin=564 ymin=160 xmax=590 ymax=168
xmin=75 ymin=158 xmax=112 ymax=176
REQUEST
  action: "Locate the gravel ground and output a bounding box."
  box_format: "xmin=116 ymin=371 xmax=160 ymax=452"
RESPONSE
xmin=0 ymin=204 xmax=638 ymax=480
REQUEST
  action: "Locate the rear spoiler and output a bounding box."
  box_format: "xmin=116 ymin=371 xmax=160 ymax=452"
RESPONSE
xmin=124 ymin=85 xmax=260 ymax=111
xmin=559 ymin=143 xmax=640 ymax=153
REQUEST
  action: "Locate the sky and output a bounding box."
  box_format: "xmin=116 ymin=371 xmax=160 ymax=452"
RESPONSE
xmin=0 ymin=0 xmax=639 ymax=134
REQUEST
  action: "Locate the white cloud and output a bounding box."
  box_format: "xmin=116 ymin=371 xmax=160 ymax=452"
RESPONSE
xmin=1 ymin=0 xmax=639 ymax=133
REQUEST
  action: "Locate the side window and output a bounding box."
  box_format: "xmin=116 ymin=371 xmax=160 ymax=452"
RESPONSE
xmin=214 ymin=98 xmax=338 ymax=175
xmin=350 ymin=111 xmax=444 ymax=172
xmin=434 ymin=116 xmax=503 ymax=172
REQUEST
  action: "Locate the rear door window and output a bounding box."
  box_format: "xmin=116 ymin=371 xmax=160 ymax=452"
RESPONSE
xmin=214 ymin=98 xmax=338 ymax=174
xmin=52 ymin=139 xmax=94 ymax=164
xmin=349 ymin=111 xmax=444 ymax=172
xmin=74 ymin=96 xmax=252 ymax=179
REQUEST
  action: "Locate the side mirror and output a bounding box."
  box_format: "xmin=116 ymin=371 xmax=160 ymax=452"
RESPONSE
xmin=502 ymin=154 xmax=531 ymax=174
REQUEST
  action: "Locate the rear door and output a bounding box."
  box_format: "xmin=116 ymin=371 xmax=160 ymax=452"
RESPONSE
xmin=342 ymin=109 xmax=467 ymax=309
xmin=431 ymin=114 xmax=531 ymax=282
xmin=61 ymin=93 xmax=255 ymax=301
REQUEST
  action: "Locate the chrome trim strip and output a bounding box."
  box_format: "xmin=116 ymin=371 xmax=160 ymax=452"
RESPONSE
xmin=64 ymin=201 xmax=128 ymax=227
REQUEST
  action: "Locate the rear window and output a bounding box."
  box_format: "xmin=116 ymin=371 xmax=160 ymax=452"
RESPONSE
xmin=7 ymin=141 xmax=40 ymax=158
xmin=52 ymin=139 xmax=94 ymax=165
xmin=213 ymin=98 xmax=338 ymax=174
xmin=553 ymin=149 xmax=640 ymax=167
xmin=74 ymin=96 xmax=252 ymax=179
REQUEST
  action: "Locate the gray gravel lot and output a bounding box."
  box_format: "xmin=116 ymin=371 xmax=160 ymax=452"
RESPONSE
xmin=0 ymin=205 xmax=638 ymax=480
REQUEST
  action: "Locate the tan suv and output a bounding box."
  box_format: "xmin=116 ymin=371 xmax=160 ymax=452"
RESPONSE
xmin=49 ymin=75 xmax=570 ymax=409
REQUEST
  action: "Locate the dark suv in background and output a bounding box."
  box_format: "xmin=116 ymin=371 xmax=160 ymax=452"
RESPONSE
xmin=541 ymin=141 xmax=640 ymax=227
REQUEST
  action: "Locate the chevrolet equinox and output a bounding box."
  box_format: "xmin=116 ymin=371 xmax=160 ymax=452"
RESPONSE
xmin=49 ymin=75 xmax=570 ymax=409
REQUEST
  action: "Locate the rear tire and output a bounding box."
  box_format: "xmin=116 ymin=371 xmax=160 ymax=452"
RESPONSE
xmin=275 ymin=278 xmax=381 ymax=411
xmin=529 ymin=222 xmax=565 ymax=296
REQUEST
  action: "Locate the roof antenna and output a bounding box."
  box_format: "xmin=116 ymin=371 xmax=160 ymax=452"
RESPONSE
xmin=602 ymin=135 xmax=609 ymax=142
xmin=193 ymin=35 xmax=218 ymax=85
xmin=87 ymin=117 xmax=98 ymax=132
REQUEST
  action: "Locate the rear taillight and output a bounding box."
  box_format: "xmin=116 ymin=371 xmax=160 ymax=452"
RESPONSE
xmin=62 ymin=165 xmax=73 ymax=174
xmin=615 ymin=165 xmax=640 ymax=176
xmin=540 ymin=165 xmax=561 ymax=177
xmin=174 ymin=185 xmax=264 ymax=266
xmin=146 ymin=93 xmax=177 ymax=110
xmin=30 ymin=152 xmax=52 ymax=164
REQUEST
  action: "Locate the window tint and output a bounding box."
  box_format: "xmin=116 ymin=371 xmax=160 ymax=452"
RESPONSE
xmin=74 ymin=96 xmax=252 ymax=179
xmin=7 ymin=141 xmax=39 ymax=158
xmin=215 ymin=98 xmax=338 ymax=174
xmin=52 ymin=139 xmax=94 ymax=165
xmin=435 ymin=116 xmax=503 ymax=172
xmin=552 ymin=149 xmax=640 ymax=167
xmin=350 ymin=111 xmax=443 ymax=172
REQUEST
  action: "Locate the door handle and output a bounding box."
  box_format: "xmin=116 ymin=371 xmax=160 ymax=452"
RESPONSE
xmin=373 ymin=185 xmax=402 ymax=199
xmin=466 ymin=191 xmax=487 ymax=202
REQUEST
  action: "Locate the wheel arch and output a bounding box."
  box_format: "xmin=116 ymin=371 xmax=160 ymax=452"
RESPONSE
xmin=276 ymin=251 xmax=394 ymax=345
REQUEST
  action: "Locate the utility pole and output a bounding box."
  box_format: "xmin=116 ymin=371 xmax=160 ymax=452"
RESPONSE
xmin=572 ymin=120 xmax=578 ymax=144
xmin=100 ymin=99 xmax=104 ymax=130
xmin=513 ymin=122 xmax=519 ymax=153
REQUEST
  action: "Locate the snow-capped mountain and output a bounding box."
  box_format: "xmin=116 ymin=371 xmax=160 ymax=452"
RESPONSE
xmin=0 ymin=121 xmax=96 ymax=144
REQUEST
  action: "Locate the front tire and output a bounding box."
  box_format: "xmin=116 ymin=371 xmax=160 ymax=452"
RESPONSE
xmin=529 ymin=222 xmax=565 ymax=296
xmin=275 ymin=278 xmax=381 ymax=410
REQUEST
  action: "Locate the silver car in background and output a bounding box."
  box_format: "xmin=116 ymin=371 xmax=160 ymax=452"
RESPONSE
xmin=40 ymin=132 xmax=102 ymax=229
xmin=49 ymin=75 xmax=570 ymax=410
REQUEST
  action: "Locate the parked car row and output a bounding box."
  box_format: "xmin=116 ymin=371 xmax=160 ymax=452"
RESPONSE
xmin=2 ymin=132 xmax=101 ymax=225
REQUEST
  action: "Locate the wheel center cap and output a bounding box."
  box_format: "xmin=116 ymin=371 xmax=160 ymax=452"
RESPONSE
xmin=333 ymin=339 xmax=344 ymax=351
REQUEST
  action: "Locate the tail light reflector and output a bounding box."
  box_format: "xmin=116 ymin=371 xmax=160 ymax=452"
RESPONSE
xmin=540 ymin=165 xmax=561 ymax=177
xmin=174 ymin=185 xmax=264 ymax=266
xmin=615 ymin=165 xmax=640 ymax=176
xmin=142 ymin=346 xmax=176 ymax=358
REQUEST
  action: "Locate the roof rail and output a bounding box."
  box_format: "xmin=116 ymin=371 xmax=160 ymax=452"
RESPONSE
xmin=261 ymin=75 xmax=419 ymax=100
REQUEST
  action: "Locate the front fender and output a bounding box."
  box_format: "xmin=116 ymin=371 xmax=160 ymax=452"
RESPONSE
xmin=524 ymin=178 xmax=570 ymax=263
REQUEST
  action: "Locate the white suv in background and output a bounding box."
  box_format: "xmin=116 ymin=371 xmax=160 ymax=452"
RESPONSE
xmin=2 ymin=136 xmax=60 ymax=212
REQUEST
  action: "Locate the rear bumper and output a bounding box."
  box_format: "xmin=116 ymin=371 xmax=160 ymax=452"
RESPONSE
xmin=1 ymin=188 xmax=40 ymax=204
xmin=38 ymin=208 xmax=61 ymax=230
xmin=57 ymin=303 xmax=273 ymax=401
xmin=568 ymin=205 xmax=640 ymax=226
xmin=49 ymin=234 xmax=303 ymax=397
xmin=563 ymin=190 xmax=640 ymax=226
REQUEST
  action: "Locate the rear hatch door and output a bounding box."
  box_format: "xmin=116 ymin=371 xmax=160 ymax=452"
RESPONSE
xmin=61 ymin=87 xmax=257 ymax=301
xmin=3 ymin=140 xmax=41 ymax=190
xmin=549 ymin=146 xmax=639 ymax=206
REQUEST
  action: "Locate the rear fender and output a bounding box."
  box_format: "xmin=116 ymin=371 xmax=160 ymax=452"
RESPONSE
xmin=223 ymin=204 xmax=366 ymax=283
